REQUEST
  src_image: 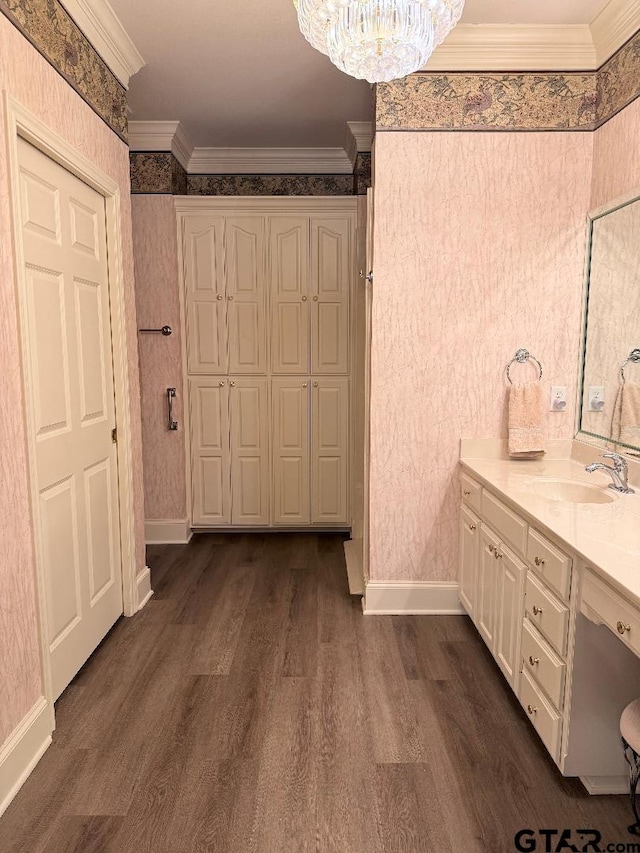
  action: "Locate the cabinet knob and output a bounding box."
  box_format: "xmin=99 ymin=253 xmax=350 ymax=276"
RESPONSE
xmin=228 ymin=295 xmax=234 ymax=301
xmin=313 ymin=381 xmax=318 ymax=387
xmin=313 ymin=295 xmax=319 ymax=302
xmin=463 ymin=490 xmax=471 ymax=496
xmin=534 ymin=556 xmax=545 ymax=567
xmin=617 ymin=621 xmax=631 ymax=635
xmin=219 ymin=381 xmax=226 ymax=387
xmin=528 ymin=656 xmax=539 ymax=666
xmin=488 ymin=544 xmax=495 ymax=553
xmin=527 ymin=704 xmax=537 ymax=716
xmin=532 ymin=605 xmax=543 ymax=616
xmin=302 ymin=295 xmax=307 ymax=302
xmin=302 ymin=382 xmax=308 ymax=388
xmin=494 ymin=550 xmax=502 ymax=560
xmin=468 ymin=524 xmax=476 ymax=532
xmin=216 ymin=294 xmax=223 ymax=301
xmin=229 ymin=381 xmax=236 ymax=387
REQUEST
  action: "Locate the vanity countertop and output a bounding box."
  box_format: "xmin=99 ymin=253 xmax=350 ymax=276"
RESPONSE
xmin=460 ymin=450 xmax=640 ymax=608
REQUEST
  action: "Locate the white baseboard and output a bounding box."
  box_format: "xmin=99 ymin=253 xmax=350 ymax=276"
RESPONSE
xmin=0 ymin=697 xmax=53 ymax=818
xmin=363 ymin=581 xmax=465 ymax=615
xmin=580 ymin=774 xmax=629 ymax=795
xmin=136 ymin=565 xmax=154 ymax=611
xmin=144 ymin=518 xmax=192 ymax=545
xmin=343 ymin=539 xmax=364 ymax=595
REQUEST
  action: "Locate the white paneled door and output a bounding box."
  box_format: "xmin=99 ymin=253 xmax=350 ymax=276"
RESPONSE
xmin=272 ymin=378 xmax=310 ymax=524
xmin=190 ymin=378 xmax=231 ymax=525
xmin=311 ymin=378 xmax=349 ymax=523
xmin=17 ymin=138 xmax=123 ymax=700
xmin=226 ymin=218 xmax=267 ymax=374
xmin=230 ymin=378 xmax=270 ymax=525
xmin=311 ymin=217 xmax=350 ymax=374
xmin=269 ymin=218 xmax=309 ymax=374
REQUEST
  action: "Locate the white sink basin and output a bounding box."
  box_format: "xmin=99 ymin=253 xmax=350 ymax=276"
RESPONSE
xmin=530 ymin=478 xmax=617 ymax=504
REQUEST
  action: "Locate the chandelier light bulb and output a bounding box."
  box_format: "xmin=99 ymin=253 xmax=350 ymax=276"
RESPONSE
xmin=294 ymin=0 xmax=465 ymax=83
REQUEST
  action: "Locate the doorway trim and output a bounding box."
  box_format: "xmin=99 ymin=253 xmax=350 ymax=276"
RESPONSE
xmin=4 ymin=94 xmax=139 ymax=727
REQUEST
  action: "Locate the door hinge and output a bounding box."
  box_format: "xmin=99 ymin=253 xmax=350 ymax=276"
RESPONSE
xmin=111 ymin=427 xmax=118 ymax=444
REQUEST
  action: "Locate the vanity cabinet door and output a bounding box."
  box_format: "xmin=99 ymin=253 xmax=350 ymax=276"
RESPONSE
xmin=459 ymin=506 xmax=480 ymax=618
xmin=494 ymin=544 xmax=526 ymax=689
xmin=478 ymin=525 xmax=500 ymax=649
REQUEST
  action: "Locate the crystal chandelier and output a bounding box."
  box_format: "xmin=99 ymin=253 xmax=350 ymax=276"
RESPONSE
xmin=294 ymin=0 xmax=465 ymax=84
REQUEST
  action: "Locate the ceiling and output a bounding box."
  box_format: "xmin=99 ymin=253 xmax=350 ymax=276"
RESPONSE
xmin=110 ymin=0 xmax=612 ymax=150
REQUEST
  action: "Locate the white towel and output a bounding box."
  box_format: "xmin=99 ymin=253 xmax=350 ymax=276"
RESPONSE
xmin=508 ymin=382 xmax=546 ymax=458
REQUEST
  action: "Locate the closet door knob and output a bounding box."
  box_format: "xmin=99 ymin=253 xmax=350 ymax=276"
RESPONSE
xmin=313 ymin=381 xmax=318 ymax=387
xmin=229 ymin=381 xmax=236 ymax=387
xmin=527 ymin=704 xmax=537 ymax=715
xmin=463 ymin=489 xmax=471 ymax=496
xmin=532 ymin=605 xmax=543 ymax=616
xmin=534 ymin=557 xmax=545 ymax=567
xmin=302 ymin=382 xmax=308 ymax=388
xmin=469 ymin=524 xmax=476 ymax=532
xmin=313 ymin=295 xmax=318 ymax=302
xmin=228 ymin=295 xmax=234 ymax=301
xmin=216 ymin=294 xmax=223 ymax=301
xmin=489 ymin=545 xmax=495 ymax=553
xmin=302 ymin=296 xmax=307 ymax=302
xmin=219 ymin=381 xmax=226 ymax=387
xmin=617 ymin=621 xmax=631 ymax=635
xmin=528 ymin=656 xmax=539 ymax=666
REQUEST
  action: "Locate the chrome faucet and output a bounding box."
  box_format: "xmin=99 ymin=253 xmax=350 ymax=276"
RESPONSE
xmin=585 ymin=452 xmax=635 ymax=494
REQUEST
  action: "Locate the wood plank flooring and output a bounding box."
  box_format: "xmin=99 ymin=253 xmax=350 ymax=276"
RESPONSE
xmin=0 ymin=533 xmax=632 ymax=852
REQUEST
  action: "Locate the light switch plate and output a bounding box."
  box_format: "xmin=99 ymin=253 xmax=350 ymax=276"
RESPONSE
xmin=588 ymin=385 xmax=605 ymax=412
xmin=550 ymin=386 xmax=567 ymax=412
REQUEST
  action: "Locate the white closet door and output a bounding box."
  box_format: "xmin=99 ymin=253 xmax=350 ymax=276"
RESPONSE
xmin=311 ymin=378 xmax=349 ymax=524
xmin=190 ymin=378 xmax=231 ymax=524
xmin=272 ymin=378 xmax=310 ymax=524
xmin=17 ymin=138 xmax=122 ymax=699
xmin=230 ymin=378 xmax=270 ymax=525
xmin=183 ymin=216 xmax=228 ymax=374
xmin=270 ymin=217 xmax=309 ymax=374
xmin=226 ymin=218 xmax=267 ymax=374
xmin=311 ymin=217 xmax=350 ymax=374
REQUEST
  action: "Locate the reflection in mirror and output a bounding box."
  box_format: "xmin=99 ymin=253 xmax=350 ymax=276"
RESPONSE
xmin=579 ymin=193 xmax=640 ymax=456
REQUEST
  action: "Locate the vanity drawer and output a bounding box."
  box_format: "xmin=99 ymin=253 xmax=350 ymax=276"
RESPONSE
xmin=521 ymin=619 xmax=566 ymax=711
xmin=461 ymin=473 xmax=482 ymax=515
xmin=482 ymin=490 xmax=527 ymax=555
xmin=526 ymin=528 xmax=572 ymax=602
xmin=581 ymin=569 xmax=640 ymax=658
xmin=525 ymin=572 xmax=570 ymax=658
xmin=518 ymin=668 xmax=562 ymax=762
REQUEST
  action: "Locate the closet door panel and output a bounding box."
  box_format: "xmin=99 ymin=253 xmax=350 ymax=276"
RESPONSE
xmin=183 ymin=217 xmax=227 ymax=374
xmin=270 ymin=218 xmax=309 ymax=374
xmin=311 ymin=217 xmax=350 ymax=374
xmin=230 ymin=378 xmax=270 ymax=525
xmin=190 ymin=378 xmax=231 ymax=525
xmin=272 ymin=378 xmax=310 ymax=524
xmin=226 ymin=218 xmax=267 ymax=374
xmin=311 ymin=378 xmax=349 ymax=524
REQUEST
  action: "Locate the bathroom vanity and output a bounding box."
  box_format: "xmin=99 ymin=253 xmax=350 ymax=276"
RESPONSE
xmin=458 ymin=440 xmax=640 ymax=794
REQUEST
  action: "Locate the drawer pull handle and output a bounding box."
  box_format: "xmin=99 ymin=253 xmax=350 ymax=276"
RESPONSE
xmin=534 ymin=557 xmax=545 ymax=567
xmin=528 ymin=656 xmax=539 ymax=666
xmin=463 ymin=490 xmax=471 ymax=496
xmin=469 ymin=524 xmax=476 ymax=532
xmin=527 ymin=704 xmax=537 ymax=715
xmin=617 ymin=621 xmax=631 ymax=635
xmin=532 ymin=605 xmax=543 ymax=616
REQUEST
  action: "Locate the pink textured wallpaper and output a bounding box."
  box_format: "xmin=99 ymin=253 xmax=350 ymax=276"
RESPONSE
xmin=591 ymin=98 xmax=640 ymax=209
xmin=369 ymin=131 xmax=593 ymax=582
xmin=132 ymin=196 xmax=187 ymax=520
xmin=0 ymin=16 xmax=145 ymax=744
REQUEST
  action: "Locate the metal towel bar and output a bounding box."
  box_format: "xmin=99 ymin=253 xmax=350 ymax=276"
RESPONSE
xmin=139 ymin=325 xmax=172 ymax=336
xmin=506 ymin=349 xmax=543 ymax=385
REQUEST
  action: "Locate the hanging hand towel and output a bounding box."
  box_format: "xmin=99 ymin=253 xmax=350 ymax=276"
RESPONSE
xmin=612 ymin=382 xmax=640 ymax=449
xmin=508 ymin=381 xmax=546 ymax=458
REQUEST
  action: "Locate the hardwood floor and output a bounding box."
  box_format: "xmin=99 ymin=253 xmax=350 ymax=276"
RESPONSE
xmin=0 ymin=533 xmax=632 ymax=852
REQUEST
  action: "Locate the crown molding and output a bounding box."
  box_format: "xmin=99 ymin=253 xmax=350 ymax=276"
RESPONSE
xmin=128 ymin=121 xmax=193 ymax=170
xmin=423 ymin=24 xmax=597 ymax=71
xmin=60 ymin=0 xmax=144 ymax=88
xmin=345 ymin=121 xmax=374 ymax=167
xmin=187 ymin=147 xmax=353 ymax=175
xmin=591 ymin=0 xmax=640 ymax=66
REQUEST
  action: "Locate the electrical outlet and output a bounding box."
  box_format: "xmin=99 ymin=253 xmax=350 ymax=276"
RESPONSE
xmin=550 ymin=386 xmax=567 ymax=412
xmin=588 ymin=385 xmax=605 ymax=412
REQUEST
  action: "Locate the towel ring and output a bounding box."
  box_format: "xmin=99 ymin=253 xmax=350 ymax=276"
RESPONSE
xmin=621 ymin=348 xmax=640 ymax=383
xmin=506 ymin=348 xmax=543 ymax=385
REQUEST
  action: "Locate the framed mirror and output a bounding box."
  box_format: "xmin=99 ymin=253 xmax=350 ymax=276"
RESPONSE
xmin=578 ymin=191 xmax=640 ymax=456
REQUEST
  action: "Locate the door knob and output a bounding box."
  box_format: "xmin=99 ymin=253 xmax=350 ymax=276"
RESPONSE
xmin=229 ymin=381 xmax=236 ymax=387
xmin=534 ymin=556 xmax=545 ymax=567
xmin=216 ymin=295 xmax=223 ymax=301
xmin=219 ymin=381 xmax=226 ymax=387
xmin=527 ymin=704 xmax=537 ymax=715
xmin=617 ymin=621 xmax=631 ymax=635
xmin=302 ymin=296 xmax=307 ymax=302
xmin=228 ymin=295 xmax=234 ymax=301
xmin=313 ymin=296 xmax=318 ymax=302
xmin=302 ymin=382 xmax=308 ymax=388
xmin=469 ymin=524 xmax=476 ymax=532
xmin=532 ymin=605 xmax=543 ymax=616
xmin=528 ymin=656 xmax=539 ymax=666
xmin=313 ymin=381 xmax=318 ymax=387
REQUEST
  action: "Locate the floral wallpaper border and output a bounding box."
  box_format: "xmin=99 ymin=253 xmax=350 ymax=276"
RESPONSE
xmin=0 ymin=0 xmax=128 ymax=141
xmin=376 ymin=28 xmax=640 ymax=132
xmin=130 ymin=152 xmax=187 ymax=194
xmin=186 ymin=174 xmax=356 ymax=197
